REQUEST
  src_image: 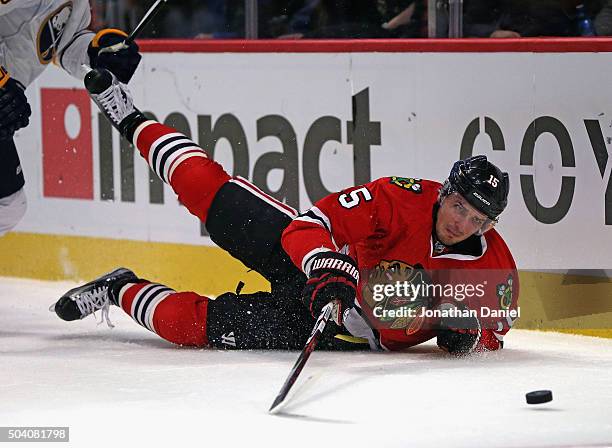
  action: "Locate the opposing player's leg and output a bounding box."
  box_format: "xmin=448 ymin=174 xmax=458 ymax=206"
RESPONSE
xmin=0 ymin=138 xmax=27 ymax=236
xmin=85 ymin=68 xmax=304 ymax=293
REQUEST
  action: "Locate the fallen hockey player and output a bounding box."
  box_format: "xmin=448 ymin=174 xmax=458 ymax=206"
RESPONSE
xmin=51 ymin=68 xmax=518 ymax=355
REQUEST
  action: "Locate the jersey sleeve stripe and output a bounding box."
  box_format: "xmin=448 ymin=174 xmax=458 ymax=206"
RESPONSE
xmin=297 ymin=210 xmax=330 ymax=233
xmin=310 ymin=206 xmax=332 ymax=234
xmin=294 ymin=214 xmax=326 ymax=228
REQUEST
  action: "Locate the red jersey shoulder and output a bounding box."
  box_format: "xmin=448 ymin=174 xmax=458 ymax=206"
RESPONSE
xmin=374 ymin=177 xmax=441 ymax=206
xmin=365 ymin=177 xmax=440 ymax=235
xmin=482 ymin=228 xmax=516 ymax=270
xmin=379 ymin=176 xmax=440 ymax=196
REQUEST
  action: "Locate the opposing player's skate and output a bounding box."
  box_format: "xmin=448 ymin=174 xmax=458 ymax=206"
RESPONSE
xmin=84 ymin=68 xmax=145 ymax=137
xmin=51 ymin=268 xmax=137 ymax=324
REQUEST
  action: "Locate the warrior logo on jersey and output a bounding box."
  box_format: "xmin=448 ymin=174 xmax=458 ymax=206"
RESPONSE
xmin=496 ymin=275 xmax=513 ymax=310
xmin=37 ymin=2 xmax=73 ymax=65
xmin=389 ymin=176 xmax=422 ymax=194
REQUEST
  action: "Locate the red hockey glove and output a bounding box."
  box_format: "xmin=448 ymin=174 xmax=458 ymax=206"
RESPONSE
xmin=0 ymin=67 xmax=31 ymax=140
xmin=302 ymin=252 xmax=359 ymax=325
xmin=88 ymin=29 xmax=141 ymax=83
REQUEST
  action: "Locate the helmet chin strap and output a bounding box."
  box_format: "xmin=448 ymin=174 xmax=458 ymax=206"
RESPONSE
xmin=475 ymin=221 xmax=496 ymax=236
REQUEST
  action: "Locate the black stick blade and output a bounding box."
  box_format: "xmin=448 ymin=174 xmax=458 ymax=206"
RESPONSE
xmin=269 ymin=302 xmax=334 ymax=413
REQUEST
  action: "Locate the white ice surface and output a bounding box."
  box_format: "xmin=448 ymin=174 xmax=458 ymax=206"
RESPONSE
xmin=1 ymin=277 xmax=612 ymax=448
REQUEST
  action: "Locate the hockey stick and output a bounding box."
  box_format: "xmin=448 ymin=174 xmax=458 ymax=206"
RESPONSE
xmin=98 ymin=0 xmax=169 ymax=55
xmin=269 ymin=300 xmax=337 ymax=414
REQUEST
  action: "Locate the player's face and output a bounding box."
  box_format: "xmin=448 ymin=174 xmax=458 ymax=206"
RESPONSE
xmin=436 ymin=193 xmax=492 ymax=245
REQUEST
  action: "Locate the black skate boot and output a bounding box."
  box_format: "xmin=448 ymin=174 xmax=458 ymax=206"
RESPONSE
xmin=51 ymin=268 xmax=137 ymax=323
xmin=84 ymin=68 xmax=147 ymax=142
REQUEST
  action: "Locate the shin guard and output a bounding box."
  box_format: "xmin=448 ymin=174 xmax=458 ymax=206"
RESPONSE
xmin=131 ymin=121 xmax=231 ymax=223
xmin=117 ymin=282 xmax=209 ymax=347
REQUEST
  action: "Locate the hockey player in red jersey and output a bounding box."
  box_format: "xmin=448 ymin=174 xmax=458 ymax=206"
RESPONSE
xmin=51 ymin=68 xmax=518 ymax=355
xmin=282 ymin=174 xmax=518 ymax=353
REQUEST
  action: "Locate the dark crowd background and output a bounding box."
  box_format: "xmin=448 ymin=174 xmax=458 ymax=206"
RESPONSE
xmin=90 ymin=0 xmax=612 ymax=39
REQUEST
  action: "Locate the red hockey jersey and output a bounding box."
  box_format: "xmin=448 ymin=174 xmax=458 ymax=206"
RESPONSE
xmin=281 ymin=177 xmax=519 ymax=352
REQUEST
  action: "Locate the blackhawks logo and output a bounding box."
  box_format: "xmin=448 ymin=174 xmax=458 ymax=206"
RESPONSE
xmin=496 ymin=275 xmax=514 ymax=310
xmin=361 ymin=260 xmax=432 ymax=335
xmin=390 ymin=176 xmax=422 ymax=193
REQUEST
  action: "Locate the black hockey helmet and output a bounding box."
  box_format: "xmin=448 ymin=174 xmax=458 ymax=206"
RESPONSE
xmin=441 ymin=155 xmax=509 ymax=220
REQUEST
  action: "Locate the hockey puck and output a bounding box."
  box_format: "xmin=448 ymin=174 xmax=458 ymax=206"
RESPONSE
xmin=526 ymin=390 xmax=553 ymax=404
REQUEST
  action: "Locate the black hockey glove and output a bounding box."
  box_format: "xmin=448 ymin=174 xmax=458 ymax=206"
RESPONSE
xmin=0 ymin=68 xmax=31 ymax=141
xmin=302 ymin=252 xmax=359 ymax=325
xmin=436 ymin=302 xmax=482 ymax=355
xmin=88 ymin=29 xmax=141 ymax=84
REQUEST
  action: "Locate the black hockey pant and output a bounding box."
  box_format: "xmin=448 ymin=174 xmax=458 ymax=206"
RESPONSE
xmin=203 ymin=180 xmax=368 ymax=351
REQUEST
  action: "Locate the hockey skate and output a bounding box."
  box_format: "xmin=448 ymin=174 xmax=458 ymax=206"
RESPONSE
xmin=51 ymin=268 xmax=137 ymax=324
xmin=84 ymin=68 xmax=145 ymax=138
